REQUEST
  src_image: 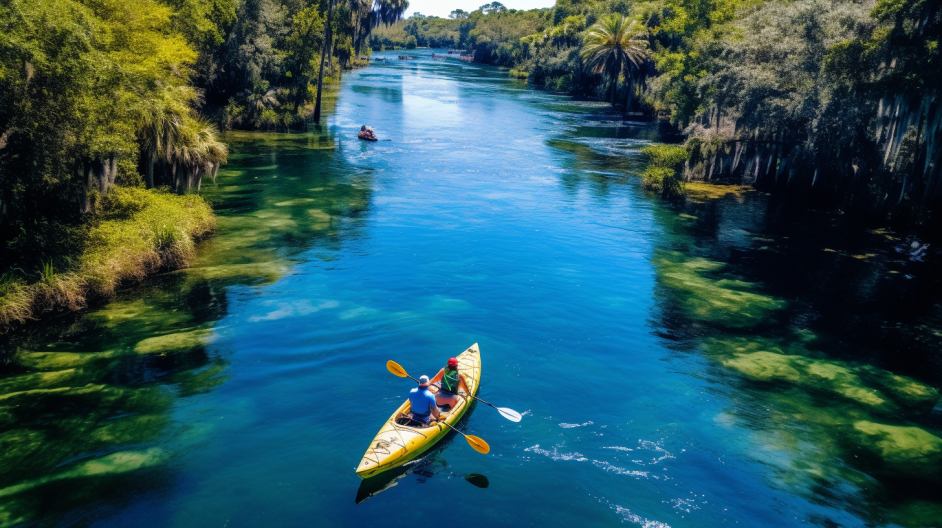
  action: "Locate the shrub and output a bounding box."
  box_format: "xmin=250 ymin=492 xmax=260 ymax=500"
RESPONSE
xmin=641 ymin=145 xmax=689 ymax=197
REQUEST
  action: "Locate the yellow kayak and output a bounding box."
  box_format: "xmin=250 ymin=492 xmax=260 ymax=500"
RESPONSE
xmin=356 ymin=343 xmax=481 ymax=478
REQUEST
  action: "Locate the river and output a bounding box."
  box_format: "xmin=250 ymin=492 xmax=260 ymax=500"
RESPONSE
xmin=1 ymin=50 xmax=941 ymax=528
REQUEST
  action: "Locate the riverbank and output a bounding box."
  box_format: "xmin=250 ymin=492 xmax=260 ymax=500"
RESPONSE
xmin=0 ymin=187 xmax=214 ymax=332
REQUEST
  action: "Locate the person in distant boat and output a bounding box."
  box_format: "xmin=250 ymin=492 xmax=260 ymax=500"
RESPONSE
xmin=407 ymin=375 xmax=440 ymax=426
xmin=358 ymin=125 xmax=377 ymax=141
xmin=430 ymin=357 xmax=469 ymax=408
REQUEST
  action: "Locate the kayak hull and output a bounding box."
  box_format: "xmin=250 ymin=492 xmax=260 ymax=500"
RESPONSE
xmin=355 ymin=343 xmax=481 ymax=478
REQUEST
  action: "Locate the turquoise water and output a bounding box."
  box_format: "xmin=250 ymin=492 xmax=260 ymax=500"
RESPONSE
xmin=1 ymin=51 xmax=941 ymax=527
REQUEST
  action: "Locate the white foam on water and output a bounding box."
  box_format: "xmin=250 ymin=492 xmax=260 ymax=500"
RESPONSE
xmin=591 ymin=460 xmax=650 ymax=479
xmin=602 ymin=446 xmax=634 ymax=452
xmin=559 ymin=421 xmax=593 ymax=428
xmin=524 ymin=444 xmax=588 ymax=462
xmin=667 ymin=498 xmax=701 ymax=513
xmin=611 ymin=505 xmax=672 ymax=528
xmin=637 ymin=440 xmax=674 ymax=465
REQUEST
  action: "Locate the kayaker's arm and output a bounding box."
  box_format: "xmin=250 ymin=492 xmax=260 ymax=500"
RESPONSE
xmin=458 ymin=374 xmax=469 ymax=394
xmin=429 ymin=368 xmax=445 ymax=385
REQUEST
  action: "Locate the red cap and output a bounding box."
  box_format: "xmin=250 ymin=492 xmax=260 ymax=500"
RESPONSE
xmin=447 ymin=357 xmax=458 ymax=367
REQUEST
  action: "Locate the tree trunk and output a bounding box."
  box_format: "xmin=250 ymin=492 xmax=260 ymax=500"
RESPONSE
xmin=312 ymin=0 xmax=334 ymax=125
xmin=144 ymin=155 xmax=155 ymax=189
xmin=610 ymin=76 xmax=617 ymax=106
xmin=83 ymin=156 xmax=118 ymax=213
xmin=625 ymin=66 xmax=634 ymax=115
xmin=353 ymin=11 xmax=362 ymax=56
xmin=294 ymin=75 xmax=307 ymax=113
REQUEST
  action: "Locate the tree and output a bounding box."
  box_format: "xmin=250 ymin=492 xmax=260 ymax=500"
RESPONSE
xmin=313 ymin=0 xmax=408 ymax=124
xmin=580 ymin=15 xmax=648 ymax=107
xmin=285 ymin=5 xmax=326 ymax=110
xmin=312 ymin=0 xmax=336 ymax=124
xmin=479 ymin=2 xmax=506 ymax=15
xmin=450 ymin=9 xmax=469 ymax=19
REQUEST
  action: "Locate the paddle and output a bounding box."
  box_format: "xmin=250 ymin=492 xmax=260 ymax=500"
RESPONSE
xmin=440 ymin=421 xmax=490 ymax=454
xmin=464 ymin=473 xmax=490 ymax=488
xmin=386 ymin=360 xmax=522 ymax=422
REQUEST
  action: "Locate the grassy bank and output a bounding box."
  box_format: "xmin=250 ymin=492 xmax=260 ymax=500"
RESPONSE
xmin=0 ymin=188 xmax=215 ymax=332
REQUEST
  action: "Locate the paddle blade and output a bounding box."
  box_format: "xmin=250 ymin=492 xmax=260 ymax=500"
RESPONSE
xmin=497 ymin=407 xmax=522 ymax=422
xmin=464 ymin=474 xmax=490 ymax=488
xmin=386 ymin=360 xmax=408 ymax=378
xmin=465 ymin=434 xmax=490 ymax=454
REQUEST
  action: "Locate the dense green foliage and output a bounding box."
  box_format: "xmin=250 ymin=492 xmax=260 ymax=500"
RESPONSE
xmin=0 ymin=0 xmax=223 ymax=260
xmin=0 ymin=0 xmax=405 ymax=314
xmin=641 ymin=144 xmax=687 ymax=196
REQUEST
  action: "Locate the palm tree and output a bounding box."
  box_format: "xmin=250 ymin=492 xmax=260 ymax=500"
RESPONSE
xmin=580 ymin=15 xmax=648 ymax=109
xmin=243 ymin=81 xmax=279 ymax=124
xmin=313 ymin=0 xmax=409 ymax=124
xmin=349 ymin=0 xmax=374 ymax=57
xmin=374 ymin=0 xmax=408 ymax=25
xmin=168 ymin=116 xmax=229 ymax=193
xmin=138 ymin=87 xmax=228 ymax=193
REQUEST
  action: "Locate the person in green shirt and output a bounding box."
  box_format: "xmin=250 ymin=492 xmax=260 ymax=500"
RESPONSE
xmin=430 ymin=357 xmax=469 ymax=408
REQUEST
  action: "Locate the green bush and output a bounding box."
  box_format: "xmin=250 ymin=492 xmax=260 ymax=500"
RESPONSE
xmin=641 ymin=145 xmax=689 ymax=197
xmin=545 ymin=74 xmax=573 ymax=92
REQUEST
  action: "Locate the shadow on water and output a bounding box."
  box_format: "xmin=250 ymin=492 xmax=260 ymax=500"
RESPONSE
xmin=0 ymin=123 xmax=374 ymax=526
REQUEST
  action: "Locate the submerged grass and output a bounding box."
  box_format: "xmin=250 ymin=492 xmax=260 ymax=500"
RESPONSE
xmin=704 ymin=333 xmax=942 ymax=480
xmin=0 ymin=187 xmax=215 ymax=331
xmin=684 ymin=182 xmax=754 ymax=202
xmin=654 ymin=251 xmax=785 ymax=328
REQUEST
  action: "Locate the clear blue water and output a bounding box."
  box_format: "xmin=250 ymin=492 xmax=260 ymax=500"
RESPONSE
xmin=1 ymin=50 xmax=941 ymax=528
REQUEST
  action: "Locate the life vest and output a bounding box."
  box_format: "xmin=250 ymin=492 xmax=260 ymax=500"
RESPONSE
xmin=441 ymin=368 xmax=460 ymax=394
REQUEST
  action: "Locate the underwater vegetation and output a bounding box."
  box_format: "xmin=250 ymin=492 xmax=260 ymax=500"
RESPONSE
xmin=706 ymin=336 xmax=940 ymax=413
xmin=0 ymin=289 xmax=227 ymax=527
xmin=683 ymin=182 xmax=754 ymax=203
xmin=653 ymin=251 xmax=785 ymax=328
xmin=704 ymin=333 xmax=942 ymax=481
xmin=0 ymin=133 xmax=374 ymax=526
xmin=651 ymin=228 xmax=942 ymax=525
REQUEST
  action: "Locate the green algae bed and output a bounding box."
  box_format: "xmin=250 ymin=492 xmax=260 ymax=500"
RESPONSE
xmin=684 ymin=182 xmax=754 ymax=202
xmin=652 ymin=246 xmax=942 ymax=485
xmin=654 ymin=251 xmax=786 ymax=328
xmin=0 ymin=187 xmax=215 ymax=331
xmin=703 ymin=334 xmax=942 ymax=479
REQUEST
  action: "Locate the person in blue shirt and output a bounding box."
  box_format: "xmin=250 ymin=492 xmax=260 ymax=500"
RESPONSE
xmin=407 ymin=375 xmax=440 ymax=426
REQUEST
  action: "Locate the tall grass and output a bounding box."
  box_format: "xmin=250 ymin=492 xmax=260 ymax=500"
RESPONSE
xmin=0 ymin=187 xmax=215 ymax=331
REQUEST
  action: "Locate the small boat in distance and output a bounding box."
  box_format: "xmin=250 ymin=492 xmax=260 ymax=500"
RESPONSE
xmin=355 ymin=344 xmax=482 ymax=478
